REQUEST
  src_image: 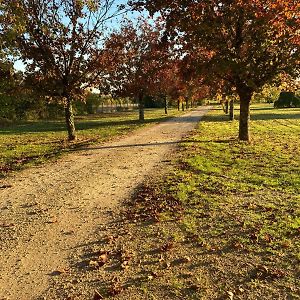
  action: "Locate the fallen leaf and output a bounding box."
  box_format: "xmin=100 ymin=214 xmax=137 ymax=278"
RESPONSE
xmin=48 ymin=217 xmax=58 ymax=224
xmin=281 ymin=241 xmax=291 ymax=248
xmin=264 ymin=233 xmax=274 ymax=243
xmin=1 ymin=223 xmax=15 ymax=228
xmin=182 ymin=256 xmax=192 ymax=263
xmin=0 ymin=185 xmax=12 ymax=189
xmin=160 ymin=241 xmax=174 ymax=252
xmin=108 ymin=283 xmax=123 ymax=296
xmin=121 ymin=260 xmax=129 ymax=269
xmin=162 ymin=261 xmax=171 ymax=269
xmin=227 ymin=291 xmax=234 ymax=300
xmin=89 ymin=260 xmax=99 ymax=268
xmin=98 ymin=253 xmax=108 ymax=266
xmin=93 ymin=290 xmax=104 ymax=300
xmin=249 ymin=232 xmax=258 ymax=243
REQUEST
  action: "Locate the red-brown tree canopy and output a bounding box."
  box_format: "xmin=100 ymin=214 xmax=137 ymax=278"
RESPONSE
xmin=130 ymin=0 xmax=300 ymax=140
xmin=101 ymin=18 xmax=173 ymax=101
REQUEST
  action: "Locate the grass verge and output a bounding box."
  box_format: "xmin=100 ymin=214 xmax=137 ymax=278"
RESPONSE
xmin=78 ymin=104 xmax=299 ymax=300
xmin=0 ymin=108 xmax=182 ymax=178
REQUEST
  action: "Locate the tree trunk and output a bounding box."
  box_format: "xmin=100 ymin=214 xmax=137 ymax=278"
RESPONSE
xmin=138 ymin=94 xmax=145 ymax=121
xmin=238 ymin=92 xmax=252 ymax=141
xmin=177 ymin=99 xmax=180 ymax=111
xmin=164 ymin=96 xmax=168 ymax=114
xmin=182 ymin=102 xmax=185 ymax=111
xmin=186 ymin=97 xmax=189 ymax=109
xmin=229 ymin=100 xmax=234 ymax=121
xmin=225 ymin=101 xmax=229 ymax=114
xmin=65 ymin=98 xmax=76 ymax=141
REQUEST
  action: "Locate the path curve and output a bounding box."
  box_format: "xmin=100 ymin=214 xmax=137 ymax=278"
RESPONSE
xmin=0 ymin=107 xmax=210 ymax=300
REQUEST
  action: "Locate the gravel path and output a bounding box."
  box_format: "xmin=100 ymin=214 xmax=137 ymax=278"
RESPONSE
xmin=0 ymin=107 xmax=210 ymax=300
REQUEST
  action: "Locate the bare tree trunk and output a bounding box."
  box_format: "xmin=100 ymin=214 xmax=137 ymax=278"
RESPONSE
xmin=186 ymin=97 xmax=189 ymax=109
xmin=138 ymin=94 xmax=145 ymax=121
xmin=229 ymin=100 xmax=234 ymax=121
xmin=225 ymin=101 xmax=229 ymax=114
xmin=238 ymin=92 xmax=252 ymax=141
xmin=65 ymin=98 xmax=76 ymax=141
xmin=164 ymin=96 xmax=168 ymax=114
xmin=182 ymin=102 xmax=185 ymax=111
xmin=177 ymin=99 xmax=180 ymax=111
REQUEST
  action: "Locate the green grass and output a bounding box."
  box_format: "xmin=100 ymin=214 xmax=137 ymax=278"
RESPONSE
xmin=103 ymin=104 xmax=300 ymax=299
xmin=0 ymin=108 xmax=182 ymax=177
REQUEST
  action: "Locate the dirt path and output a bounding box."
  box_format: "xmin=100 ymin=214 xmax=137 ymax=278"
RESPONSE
xmin=0 ymin=107 xmax=210 ymax=300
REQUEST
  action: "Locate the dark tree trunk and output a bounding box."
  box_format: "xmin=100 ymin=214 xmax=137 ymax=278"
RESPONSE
xmin=182 ymin=102 xmax=185 ymax=111
xmin=225 ymin=101 xmax=229 ymax=114
xmin=238 ymin=92 xmax=252 ymax=141
xmin=177 ymin=99 xmax=180 ymax=111
xmin=138 ymin=94 xmax=145 ymax=121
xmin=186 ymin=97 xmax=189 ymax=109
xmin=229 ymin=100 xmax=234 ymax=121
xmin=164 ymin=96 xmax=168 ymax=114
xmin=65 ymin=98 xmax=76 ymax=141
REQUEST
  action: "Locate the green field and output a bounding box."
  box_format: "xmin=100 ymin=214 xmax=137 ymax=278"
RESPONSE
xmin=100 ymin=104 xmax=300 ymax=299
xmin=0 ymin=108 xmax=181 ymax=177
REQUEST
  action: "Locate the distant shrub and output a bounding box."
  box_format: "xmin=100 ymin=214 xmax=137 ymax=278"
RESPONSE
xmin=274 ymin=92 xmax=300 ymax=108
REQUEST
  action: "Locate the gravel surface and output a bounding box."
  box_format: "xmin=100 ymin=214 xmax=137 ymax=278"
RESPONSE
xmin=0 ymin=107 xmax=210 ymax=300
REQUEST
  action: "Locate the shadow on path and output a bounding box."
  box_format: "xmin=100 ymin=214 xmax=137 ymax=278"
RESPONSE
xmin=73 ymin=139 xmax=231 ymax=152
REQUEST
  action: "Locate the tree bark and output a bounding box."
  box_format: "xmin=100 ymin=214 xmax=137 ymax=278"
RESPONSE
xmin=229 ymin=100 xmax=234 ymax=121
xmin=225 ymin=101 xmax=229 ymax=114
xmin=164 ymin=96 xmax=168 ymax=114
xmin=185 ymin=97 xmax=189 ymax=109
xmin=182 ymin=102 xmax=185 ymax=111
xmin=65 ymin=98 xmax=76 ymax=141
xmin=138 ymin=94 xmax=145 ymax=121
xmin=177 ymin=99 xmax=180 ymax=111
xmin=238 ymin=92 xmax=252 ymax=141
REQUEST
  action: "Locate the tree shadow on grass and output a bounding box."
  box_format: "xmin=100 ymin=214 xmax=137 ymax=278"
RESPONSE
xmin=251 ymin=106 xmax=275 ymax=111
xmin=202 ymin=111 xmax=300 ymax=122
xmin=251 ymin=112 xmax=300 ymax=121
xmin=0 ymin=110 xmax=210 ymax=135
xmin=0 ymin=116 xmax=169 ymax=135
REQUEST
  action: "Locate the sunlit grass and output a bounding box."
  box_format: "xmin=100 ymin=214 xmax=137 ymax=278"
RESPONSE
xmin=124 ymin=104 xmax=300 ymax=298
xmin=0 ymin=108 xmax=182 ymax=177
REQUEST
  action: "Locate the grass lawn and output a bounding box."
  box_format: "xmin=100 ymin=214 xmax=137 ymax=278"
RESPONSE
xmin=83 ymin=104 xmax=299 ymax=299
xmin=0 ymin=108 xmax=182 ymax=178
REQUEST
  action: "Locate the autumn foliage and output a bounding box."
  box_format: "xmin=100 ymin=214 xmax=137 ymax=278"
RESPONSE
xmin=130 ymin=0 xmax=300 ymax=140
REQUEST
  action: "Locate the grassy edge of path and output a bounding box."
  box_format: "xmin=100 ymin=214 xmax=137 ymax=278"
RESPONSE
xmin=0 ymin=108 xmax=184 ymax=178
xmin=86 ymin=104 xmax=299 ymax=300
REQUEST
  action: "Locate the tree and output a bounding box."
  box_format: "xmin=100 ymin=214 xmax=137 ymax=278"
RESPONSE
xmin=2 ymin=0 xmax=125 ymax=140
xmin=131 ymin=0 xmax=300 ymax=141
xmin=101 ymin=18 xmax=172 ymax=121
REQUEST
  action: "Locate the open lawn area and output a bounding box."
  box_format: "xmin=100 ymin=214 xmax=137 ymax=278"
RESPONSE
xmin=0 ymin=108 xmax=181 ymax=178
xmin=85 ymin=104 xmax=300 ymax=299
